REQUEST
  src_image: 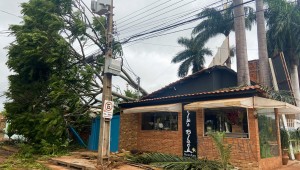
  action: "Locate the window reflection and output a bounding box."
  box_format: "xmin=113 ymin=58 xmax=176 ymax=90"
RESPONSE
xmin=258 ymin=109 xmax=279 ymax=158
xmin=142 ymin=112 xmax=178 ymax=131
xmin=204 ymin=107 xmax=249 ymax=138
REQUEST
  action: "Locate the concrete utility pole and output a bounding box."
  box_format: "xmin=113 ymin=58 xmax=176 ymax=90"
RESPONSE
xmin=233 ymin=0 xmax=251 ymax=85
xmin=256 ymin=0 xmax=271 ymax=87
xmin=98 ymin=0 xmax=114 ymax=165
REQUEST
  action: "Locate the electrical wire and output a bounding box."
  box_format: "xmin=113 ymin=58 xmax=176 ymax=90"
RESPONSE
xmin=119 ymin=0 xmax=229 ymax=36
xmin=116 ymin=0 xmax=173 ymax=25
xmin=119 ymin=0 xmax=225 ymax=33
xmin=127 ymin=7 xmax=257 ymax=44
xmin=119 ymin=0 xmax=228 ymax=42
xmin=117 ymin=0 xmax=196 ymax=30
xmin=114 ymin=24 xmax=139 ymax=78
xmin=124 ymin=2 xmax=258 ymax=46
xmin=117 ymin=0 xmax=163 ymax=21
xmin=120 ymin=0 xmax=229 ymax=41
xmin=0 ymin=9 xmax=22 ymax=18
xmin=120 ymin=0 xmax=255 ymax=44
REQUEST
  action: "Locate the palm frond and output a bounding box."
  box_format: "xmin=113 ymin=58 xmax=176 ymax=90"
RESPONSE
xmin=172 ymin=50 xmax=192 ymax=63
xmin=178 ymin=58 xmax=193 ymax=77
xmin=208 ymin=132 xmax=232 ymax=170
xmin=177 ymin=37 xmax=192 ymax=47
xmin=127 ymin=152 xmax=224 ymax=170
xmin=244 ymin=6 xmax=256 ymax=30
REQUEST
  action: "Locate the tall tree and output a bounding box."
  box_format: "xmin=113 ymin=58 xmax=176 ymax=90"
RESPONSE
xmin=266 ymin=0 xmax=300 ymax=106
xmin=172 ymin=37 xmax=212 ymax=77
xmin=256 ymin=0 xmax=271 ymax=87
xmin=233 ymin=0 xmax=251 ymax=85
xmin=192 ymin=2 xmax=255 ymax=68
xmin=5 ymin=0 xmax=85 ymax=147
xmin=4 ymin=0 xmax=146 ymax=150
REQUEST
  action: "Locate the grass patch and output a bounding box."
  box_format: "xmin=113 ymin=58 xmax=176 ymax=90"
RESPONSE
xmin=0 ymin=153 xmax=49 ymax=170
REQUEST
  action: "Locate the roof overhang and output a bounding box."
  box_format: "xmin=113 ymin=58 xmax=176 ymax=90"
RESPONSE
xmin=123 ymin=103 xmax=182 ymax=114
xmin=184 ymin=96 xmax=300 ymax=114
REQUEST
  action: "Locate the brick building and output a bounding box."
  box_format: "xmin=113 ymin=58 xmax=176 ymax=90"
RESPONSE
xmin=119 ymin=66 xmax=300 ymax=170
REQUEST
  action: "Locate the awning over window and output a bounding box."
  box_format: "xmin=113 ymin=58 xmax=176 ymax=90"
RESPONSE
xmin=123 ymin=103 xmax=182 ymax=114
xmin=184 ymin=96 xmax=300 ymax=114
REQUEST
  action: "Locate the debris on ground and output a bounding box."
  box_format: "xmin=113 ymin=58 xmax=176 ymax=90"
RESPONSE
xmin=46 ymin=149 xmax=159 ymax=170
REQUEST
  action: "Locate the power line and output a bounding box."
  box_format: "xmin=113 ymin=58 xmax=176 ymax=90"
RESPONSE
xmin=124 ymin=1 xmax=258 ymax=46
xmin=120 ymin=0 xmax=255 ymax=44
xmin=120 ymin=0 xmax=229 ymax=41
xmin=114 ymin=24 xmax=139 ymax=78
xmin=116 ymin=0 xmax=163 ymax=21
xmin=119 ymin=0 xmax=225 ymax=34
xmin=116 ymin=0 xmax=172 ymax=25
xmin=118 ymin=0 xmax=196 ymax=30
xmin=118 ymin=0 xmax=228 ymax=36
xmin=119 ymin=0 xmax=228 ymax=42
xmin=0 ymin=9 xmax=22 ymax=18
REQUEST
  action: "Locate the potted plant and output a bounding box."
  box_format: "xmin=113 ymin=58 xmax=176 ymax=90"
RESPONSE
xmin=280 ymin=129 xmax=289 ymax=165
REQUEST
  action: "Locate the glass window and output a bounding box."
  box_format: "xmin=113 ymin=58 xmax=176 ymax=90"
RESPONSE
xmin=204 ymin=107 xmax=249 ymax=138
xmin=142 ymin=112 xmax=178 ymax=131
xmin=258 ymin=109 xmax=279 ymax=158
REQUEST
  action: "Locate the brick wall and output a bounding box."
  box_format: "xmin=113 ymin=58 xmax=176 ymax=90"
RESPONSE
xmin=249 ymin=60 xmax=260 ymax=83
xmin=119 ymin=111 xmax=182 ymax=155
xmin=119 ymin=111 xmax=139 ymax=151
xmin=119 ymin=108 xmax=283 ymax=170
xmin=196 ymin=109 xmax=260 ymax=169
xmin=137 ymin=112 xmax=182 ymax=155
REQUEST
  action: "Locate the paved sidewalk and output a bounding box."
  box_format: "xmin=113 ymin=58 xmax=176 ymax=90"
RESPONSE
xmin=277 ymin=160 xmax=300 ymax=170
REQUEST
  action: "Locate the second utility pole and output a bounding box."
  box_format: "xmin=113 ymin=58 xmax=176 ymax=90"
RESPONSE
xmin=98 ymin=0 xmax=114 ymax=166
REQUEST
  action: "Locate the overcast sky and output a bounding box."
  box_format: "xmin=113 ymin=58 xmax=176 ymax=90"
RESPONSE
xmin=0 ymin=0 xmax=260 ymax=111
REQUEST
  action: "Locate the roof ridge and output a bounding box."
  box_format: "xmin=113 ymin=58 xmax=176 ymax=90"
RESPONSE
xmin=122 ymin=85 xmax=262 ymax=105
xmin=142 ymin=65 xmax=236 ymax=99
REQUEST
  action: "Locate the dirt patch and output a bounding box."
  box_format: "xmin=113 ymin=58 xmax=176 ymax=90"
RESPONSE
xmin=45 ymin=150 xmax=159 ymax=170
xmin=0 ymin=148 xmax=14 ymax=162
xmin=114 ymin=164 xmax=145 ymax=170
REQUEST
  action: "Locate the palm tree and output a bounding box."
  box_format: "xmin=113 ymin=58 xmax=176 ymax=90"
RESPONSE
xmin=193 ymin=2 xmax=255 ymax=43
xmin=233 ymin=0 xmax=251 ymax=85
xmin=266 ymin=0 xmax=300 ymax=106
xmin=172 ymin=37 xmax=212 ymax=77
xmin=256 ymin=0 xmax=271 ymax=87
xmin=192 ymin=2 xmax=255 ymax=82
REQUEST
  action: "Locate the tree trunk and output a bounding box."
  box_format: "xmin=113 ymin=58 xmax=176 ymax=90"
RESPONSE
xmin=233 ymin=0 xmax=251 ymax=86
xmin=256 ymin=0 xmax=271 ymax=87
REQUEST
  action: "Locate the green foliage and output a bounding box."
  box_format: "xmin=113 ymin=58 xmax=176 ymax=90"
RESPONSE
xmin=124 ymin=89 xmax=140 ymax=100
xmin=127 ymin=152 xmax=224 ymax=170
xmin=0 ymin=152 xmax=49 ymax=170
xmin=193 ymin=3 xmax=255 ymax=43
xmin=280 ymin=129 xmax=290 ymax=150
xmin=172 ymin=37 xmax=212 ymax=77
xmin=289 ymin=129 xmax=300 ymax=153
xmin=266 ymin=0 xmax=300 ymax=65
xmin=208 ymin=132 xmax=232 ymax=170
xmin=265 ymin=88 xmax=294 ymax=104
xmin=5 ymin=0 xmax=93 ymax=153
xmin=258 ymin=114 xmax=278 ymax=158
